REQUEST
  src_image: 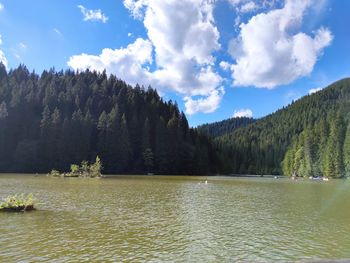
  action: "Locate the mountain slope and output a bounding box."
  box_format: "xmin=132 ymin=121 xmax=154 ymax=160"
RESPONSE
xmin=0 ymin=64 xmax=222 ymax=175
xmin=216 ymin=78 xmax=350 ymax=176
xmin=197 ymin=117 xmax=255 ymax=138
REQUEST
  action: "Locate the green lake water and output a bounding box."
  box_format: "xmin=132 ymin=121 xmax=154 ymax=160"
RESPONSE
xmin=1 ymin=174 xmax=350 ymax=262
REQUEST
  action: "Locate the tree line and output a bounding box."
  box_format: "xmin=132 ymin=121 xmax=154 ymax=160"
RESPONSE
xmin=2 ymin=62 xmax=350 ymax=177
xmin=197 ymin=117 xmax=255 ymax=138
xmin=0 ymin=63 xmax=223 ymax=175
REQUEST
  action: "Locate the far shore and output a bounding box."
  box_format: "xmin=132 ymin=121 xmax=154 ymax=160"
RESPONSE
xmin=2 ymin=173 xmax=348 ymax=179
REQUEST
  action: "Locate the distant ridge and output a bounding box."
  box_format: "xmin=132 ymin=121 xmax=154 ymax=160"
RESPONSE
xmin=197 ymin=117 xmax=255 ymax=138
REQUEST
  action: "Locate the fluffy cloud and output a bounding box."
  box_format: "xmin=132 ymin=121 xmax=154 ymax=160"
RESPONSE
xmin=308 ymin=87 xmax=322 ymax=94
xmin=77 ymin=5 xmax=108 ymax=23
xmin=233 ymin=108 xmax=253 ymax=118
xmin=184 ymin=88 xmax=225 ymax=115
xmin=69 ymin=0 xmax=332 ymax=114
xmin=123 ymin=0 xmax=146 ymax=18
xmin=68 ymin=38 xmax=153 ymax=86
xmin=69 ymin=0 xmax=223 ymax=114
xmin=0 ymin=3 xmax=4 ymax=11
xmin=229 ymin=0 xmax=333 ymax=88
xmin=0 ymin=35 xmax=7 ymax=68
xmin=141 ymin=0 xmax=221 ymax=98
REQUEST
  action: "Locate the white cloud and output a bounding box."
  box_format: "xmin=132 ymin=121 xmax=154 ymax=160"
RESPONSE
xmin=0 ymin=52 xmax=5 ymax=66
xmin=135 ymin=0 xmax=223 ymax=99
xmin=227 ymin=0 xmax=246 ymax=6
xmin=219 ymin=61 xmax=232 ymax=71
xmin=234 ymin=16 xmax=241 ymax=27
xmin=228 ymin=0 xmax=281 ymax=12
xmin=0 ymin=35 xmax=7 ymax=68
xmin=127 ymin=32 xmax=133 ymax=37
xmin=240 ymin=1 xmax=257 ymax=13
xmin=184 ymin=87 xmax=225 ymax=115
xmin=77 ymin=5 xmax=108 ymax=23
xmin=229 ymin=0 xmax=333 ymax=88
xmin=68 ymin=38 xmax=153 ymax=86
xmin=123 ymin=0 xmax=146 ymax=18
xmin=308 ymin=87 xmax=322 ymax=94
xmin=233 ymin=108 xmax=253 ymax=118
xmin=69 ymin=0 xmax=223 ymax=114
xmin=0 ymin=3 xmax=4 ymax=11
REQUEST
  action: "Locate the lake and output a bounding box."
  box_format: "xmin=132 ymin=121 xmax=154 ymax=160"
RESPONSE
xmin=1 ymin=175 xmax=350 ymax=262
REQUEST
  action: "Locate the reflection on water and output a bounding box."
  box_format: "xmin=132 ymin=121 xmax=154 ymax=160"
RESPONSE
xmin=1 ymin=175 xmax=350 ymax=262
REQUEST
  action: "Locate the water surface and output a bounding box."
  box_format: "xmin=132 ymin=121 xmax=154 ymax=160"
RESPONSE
xmin=1 ymin=175 xmax=350 ymax=262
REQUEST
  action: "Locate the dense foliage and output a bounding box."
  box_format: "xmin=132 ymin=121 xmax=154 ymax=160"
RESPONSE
xmin=49 ymin=156 xmax=103 ymax=178
xmin=216 ymin=78 xmax=350 ymax=176
xmin=0 ymin=193 xmax=34 ymax=212
xmin=0 ymin=64 xmax=222 ymax=175
xmin=197 ymin=117 xmax=255 ymax=138
xmin=282 ymin=112 xmax=350 ymax=178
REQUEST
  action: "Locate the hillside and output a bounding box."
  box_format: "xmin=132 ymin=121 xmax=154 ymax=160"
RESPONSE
xmin=197 ymin=117 xmax=255 ymax=138
xmin=0 ymin=64 xmax=223 ymax=175
xmin=216 ymin=78 xmax=350 ymax=177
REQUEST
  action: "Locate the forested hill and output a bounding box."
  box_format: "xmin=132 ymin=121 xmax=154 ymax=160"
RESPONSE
xmin=197 ymin=117 xmax=255 ymax=138
xmin=216 ymin=78 xmax=350 ymax=177
xmin=0 ymin=64 xmax=222 ymax=175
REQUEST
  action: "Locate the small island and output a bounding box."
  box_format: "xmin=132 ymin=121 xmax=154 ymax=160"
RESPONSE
xmin=48 ymin=156 xmax=103 ymax=178
xmin=0 ymin=194 xmax=35 ymax=212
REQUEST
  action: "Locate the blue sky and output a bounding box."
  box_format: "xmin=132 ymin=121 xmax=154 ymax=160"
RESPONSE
xmin=0 ymin=0 xmax=349 ymax=127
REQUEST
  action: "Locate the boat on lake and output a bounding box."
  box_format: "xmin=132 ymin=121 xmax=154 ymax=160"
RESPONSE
xmin=309 ymin=176 xmax=329 ymax=181
xmin=309 ymin=176 xmax=321 ymax=180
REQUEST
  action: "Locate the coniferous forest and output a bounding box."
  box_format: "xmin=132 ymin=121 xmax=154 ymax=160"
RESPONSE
xmin=1 ymin=62 xmax=350 ymax=178
xmin=197 ymin=117 xmax=255 ymax=138
xmin=214 ymin=78 xmax=350 ymax=177
xmin=0 ymin=64 xmax=222 ymax=175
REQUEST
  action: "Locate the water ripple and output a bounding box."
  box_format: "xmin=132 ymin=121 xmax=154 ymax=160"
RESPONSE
xmin=1 ymin=175 xmax=350 ymax=262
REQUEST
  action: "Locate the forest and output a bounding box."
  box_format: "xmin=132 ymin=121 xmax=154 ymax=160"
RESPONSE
xmin=0 ymin=63 xmax=223 ymax=175
xmin=1 ymin=62 xmax=350 ymax=178
xmin=213 ymin=78 xmax=350 ymax=177
xmin=282 ymin=112 xmax=350 ymax=178
xmin=197 ymin=117 xmax=255 ymax=138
